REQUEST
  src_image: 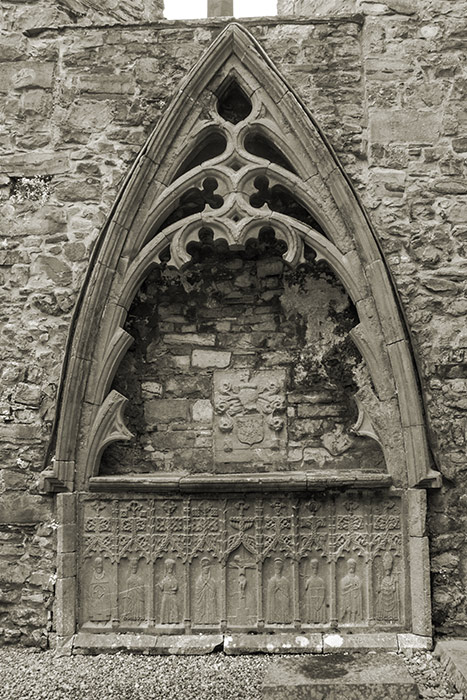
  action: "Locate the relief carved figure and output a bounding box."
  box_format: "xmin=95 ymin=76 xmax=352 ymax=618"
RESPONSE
xmin=121 ymin=556 xmax=146 ymax=622
xmin=158 ymin=558 xmax=179 ymax=624
xmin=305 ymin=558 xmax=327 ymax=623
xmin=88 ymin=556 xmax=111 ymax=622
xmin=195 ymin=557 xmax=217 ymax=623
xmin=214 ymin=371 xmax=286 ymax=461
xmin=229 ymin=554 xmax=256 ymax=605
xmin=340 ymin=558 xmax=363 ymax=624
xmin=376 ymin=552 xmax=400 ymax=622
xmin=267 ymin=557 xmax=292 ymax=624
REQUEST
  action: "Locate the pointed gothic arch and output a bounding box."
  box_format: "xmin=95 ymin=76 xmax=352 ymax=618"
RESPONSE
xmin=47 ymin=23 xmax=438 ymax=648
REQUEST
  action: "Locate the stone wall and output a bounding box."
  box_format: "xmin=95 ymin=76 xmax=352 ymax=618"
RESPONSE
xmin=0 ymin=0 xmax=466 ymax=644
xmin=103 ymin=243 xmax=383 ymax=476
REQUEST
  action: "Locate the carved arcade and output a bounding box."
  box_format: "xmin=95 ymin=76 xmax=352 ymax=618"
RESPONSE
xmin=80 ymin=492 xmax=405 ymax=631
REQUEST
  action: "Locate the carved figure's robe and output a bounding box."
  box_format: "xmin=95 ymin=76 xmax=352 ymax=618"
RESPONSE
xmin=305 ymin=574 xmax=326 ymax=623
xmin=89 ymin=571 xmax=111 ymax=622
xmin=122 ymin=573 xmax=146 ymax=621
xmin=195 ymin=571 xmax=217 ymax=623
xmin=159 ymin=574 xmax=178 ymax=623
xmin=340 ymin=572 xmax=362 ymax=623
xmin=267 ymin=574 xmax=291 ymax=623
xmin=376 ymin=574 xmax=399 ymax=621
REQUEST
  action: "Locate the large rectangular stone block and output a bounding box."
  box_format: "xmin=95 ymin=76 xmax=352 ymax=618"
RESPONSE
xmin=369 ymin=110 xmax=441 ymax=144
xmin=409 ymin=536 xmax=432 ymax=637
xmin=262 ymin=653 xmax=419 ymax=699
xmin=55 ymin=578 xmax=76 ymax=637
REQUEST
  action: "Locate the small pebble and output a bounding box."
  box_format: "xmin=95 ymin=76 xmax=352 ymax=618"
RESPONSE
xmin=0 ymin=647 xmax=463 ymax=700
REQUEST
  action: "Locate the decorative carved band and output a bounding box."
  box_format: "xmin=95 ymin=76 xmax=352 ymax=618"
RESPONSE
xmin=79 ymin=491 xmax=406 ymax=632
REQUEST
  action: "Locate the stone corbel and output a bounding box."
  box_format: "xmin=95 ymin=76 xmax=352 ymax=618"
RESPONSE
xmin=350 ymin=396 xmax=381 ymax=445
xmin=85 ymin=390 xmax=133 ymax=481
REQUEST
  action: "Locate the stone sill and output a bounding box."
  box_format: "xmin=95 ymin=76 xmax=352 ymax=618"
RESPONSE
xmin=65 ymin=632 xmax=431 ymax=656
xmin=88 ymin=471 xmax=392 ymax=493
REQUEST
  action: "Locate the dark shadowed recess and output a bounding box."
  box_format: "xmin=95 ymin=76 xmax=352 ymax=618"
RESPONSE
xmin=216 ymin=80 xmax=252 ymax=124
xmin=173 ymin=130 xmax=227 ymax=180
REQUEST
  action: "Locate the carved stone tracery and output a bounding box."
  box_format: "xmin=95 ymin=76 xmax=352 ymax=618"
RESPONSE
xmin=80 ymin=492 xmax=405 ymax=631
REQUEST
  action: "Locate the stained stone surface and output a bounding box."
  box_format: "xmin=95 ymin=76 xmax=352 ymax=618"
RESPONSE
xmin=262 ymin=653 xmax=419 ymax=699
xmin=1 ymin=1 xmax=466 ymax=649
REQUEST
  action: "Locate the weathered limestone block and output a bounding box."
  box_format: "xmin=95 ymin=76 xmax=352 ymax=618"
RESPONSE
xmin=262 ymin=653 xmax=419 ymax=699
xmin=191 ymin=349 xmax=231 ymax=368
xmin=369 ymin=110 xmax=442 ymax=144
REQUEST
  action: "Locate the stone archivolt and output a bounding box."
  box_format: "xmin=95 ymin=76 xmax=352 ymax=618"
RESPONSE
xmin=45 ymin=23 xmax=438 ymax=647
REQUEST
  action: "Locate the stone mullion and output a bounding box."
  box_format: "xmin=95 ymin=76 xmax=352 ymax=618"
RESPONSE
xmin=256 ymin=497 xmax=264 ymax=631
xmin=220 ymin=500 xmax=228 ymax=632
xmin=328 ymin=496 xmax=338 ymax=627
xmin=292 ymin=499 xmax=301 ymax=629
xmin=183 ymin=498 xmax=191 ymax=633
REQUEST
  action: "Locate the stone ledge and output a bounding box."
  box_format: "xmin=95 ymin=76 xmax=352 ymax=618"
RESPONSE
xmin=224 ymin=633 xmax=323 ymax=654
xmin=434 ymin=639 xmax=467 ymax=696
xmin=69 ymin=632 xmax=432 ymax=655
xmin=88 ymin=471 xmax=393 ymax=493
xmin=323 ymin=633 xmax=398 ymax=652
xmin=72 ymin=632 xmax=223 ymax=655
xmin=397 ymin=633 xmax=433 ymax=650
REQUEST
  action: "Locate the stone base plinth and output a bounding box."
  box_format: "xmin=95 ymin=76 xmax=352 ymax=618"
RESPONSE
xmin=63 ymin=632 xmax=432 ymax=656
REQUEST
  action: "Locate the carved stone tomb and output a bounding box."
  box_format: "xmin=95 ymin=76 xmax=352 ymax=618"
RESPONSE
xmin=46 ymin=24 xmax=439 ymax=652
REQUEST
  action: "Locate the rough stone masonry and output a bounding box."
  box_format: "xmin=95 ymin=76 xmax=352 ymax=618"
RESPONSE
xmin=0 ymin=0 xmax=466 ymax=648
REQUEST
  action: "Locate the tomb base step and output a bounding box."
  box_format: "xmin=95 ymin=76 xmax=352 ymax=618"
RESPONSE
xmin=66 ymin=631 xmax=431 ymax=656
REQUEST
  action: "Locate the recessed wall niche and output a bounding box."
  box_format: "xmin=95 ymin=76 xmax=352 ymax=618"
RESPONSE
xmin=101 ymin=238 xmax=385 ymax=476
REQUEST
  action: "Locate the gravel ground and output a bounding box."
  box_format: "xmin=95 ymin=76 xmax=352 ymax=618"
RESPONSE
xmin=0 ymin=648 xmax=463 ymax=700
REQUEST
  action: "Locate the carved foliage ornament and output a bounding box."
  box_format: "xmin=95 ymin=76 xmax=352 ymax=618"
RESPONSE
xmin=80 ymin=493 xmax=405 ymax=629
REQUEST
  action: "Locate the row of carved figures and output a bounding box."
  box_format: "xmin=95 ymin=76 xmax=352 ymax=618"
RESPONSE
xmin=86 ymin=552 xmax=400 ymax=626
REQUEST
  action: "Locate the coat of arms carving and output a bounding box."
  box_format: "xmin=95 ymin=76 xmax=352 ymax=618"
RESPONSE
xmin=213 ymin=370 xmax=287 ymax=464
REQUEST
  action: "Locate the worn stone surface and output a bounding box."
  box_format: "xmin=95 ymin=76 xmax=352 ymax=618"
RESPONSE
xmin=435 ymin=639 xmax=467 ymax=696
xmin=73 ymin=632 xmax=224 ymax=655
xmin=224 ymin=633 xmax=323 ymax=654
xmin=262 ymin=652 xmax=419 ymax=699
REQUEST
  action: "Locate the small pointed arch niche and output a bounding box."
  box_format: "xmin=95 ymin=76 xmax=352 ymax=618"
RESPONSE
xmin=45 ymin=23 xmax=438 ymax=497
